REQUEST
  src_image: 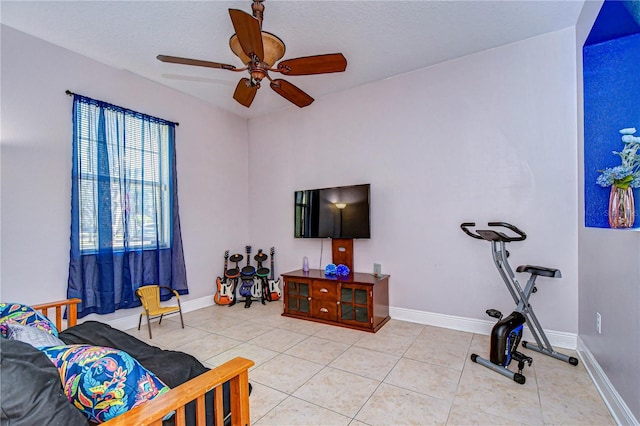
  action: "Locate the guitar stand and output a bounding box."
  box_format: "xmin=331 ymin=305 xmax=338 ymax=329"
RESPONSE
xmin=260 ymin=276 xmax=271 ymax=303
xmin=225 ymin=253 xmax=243 ymax=307
xmin=461 ymin=222 xmax=578 ymax=385
xmin=240 ymin=276 xmax=254 ymax=308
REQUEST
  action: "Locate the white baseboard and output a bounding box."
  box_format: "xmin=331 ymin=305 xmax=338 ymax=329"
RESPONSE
xmin=98 ymin=295 xmax=215 ymax=332
xmin=389 ymin=306 xmax=577 ymax=349
xmin=577 ymin=337 xmax=639 ymax=426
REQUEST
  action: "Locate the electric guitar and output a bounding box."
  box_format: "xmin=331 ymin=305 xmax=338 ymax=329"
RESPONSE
xmin=239 ymin=245 xmax=255 ymax=298
xmin=250 ymin=279 xmax=263 ymax=298
xmin=267 ymin=247 xmax=281 ymax=301
xmin=214 ymin=251 xmax=235 ymax=305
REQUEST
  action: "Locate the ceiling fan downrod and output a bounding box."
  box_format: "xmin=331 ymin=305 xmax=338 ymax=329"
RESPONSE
xmin=251 ymin=0 xmax=265 ymax=28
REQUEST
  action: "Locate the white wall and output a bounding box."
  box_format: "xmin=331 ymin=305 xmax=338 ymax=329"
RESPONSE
xmin=0 ymin=24 xmax=581 ymax=334
xmin=575 ymin=1 xmax=640 ymax=422
xmin=248 ymin=28 xmax=579 ymax=334
xmin=0 ymin=25 xmax=250 ymax=319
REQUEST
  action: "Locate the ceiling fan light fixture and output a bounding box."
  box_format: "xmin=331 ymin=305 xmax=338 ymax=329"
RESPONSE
xmin=229 ymin=31 xmax=286 ymax=67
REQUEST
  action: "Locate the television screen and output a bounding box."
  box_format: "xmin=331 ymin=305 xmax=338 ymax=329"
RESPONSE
xmin=294 ymin=184 xmax=370 ymax=239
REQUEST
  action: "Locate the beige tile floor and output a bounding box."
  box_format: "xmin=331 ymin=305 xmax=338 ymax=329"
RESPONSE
xmin=126 ymin=301 xmax=615 ymax=425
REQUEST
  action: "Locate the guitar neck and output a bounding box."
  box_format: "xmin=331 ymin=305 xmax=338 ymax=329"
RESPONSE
xmin=270 ymin=248 xmax=275 ymax=280
xmin=270 ymin=258 xmax=274 ymax=279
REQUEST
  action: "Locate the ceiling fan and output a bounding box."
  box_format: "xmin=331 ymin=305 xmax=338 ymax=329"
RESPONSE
xmin=157 ymin=0 xmax=347 ymax=108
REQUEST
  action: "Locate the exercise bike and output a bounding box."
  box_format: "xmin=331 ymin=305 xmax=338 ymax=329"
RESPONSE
xmin=460 ymin=222 xmax=578 ymax=384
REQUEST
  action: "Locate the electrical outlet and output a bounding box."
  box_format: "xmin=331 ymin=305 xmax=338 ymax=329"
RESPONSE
xmin=596 ymin=312 xmax=602 ymax=334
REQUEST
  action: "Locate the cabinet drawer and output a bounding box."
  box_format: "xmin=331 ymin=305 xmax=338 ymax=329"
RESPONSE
xmin=312 ymin=300 xmax=338 ymax=321
xmin=311 ymin=281 xmax=337 ymax=300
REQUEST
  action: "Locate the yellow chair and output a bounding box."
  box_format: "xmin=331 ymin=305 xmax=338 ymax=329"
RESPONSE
xmin=136 ymin=285 xmax=184 ymax=339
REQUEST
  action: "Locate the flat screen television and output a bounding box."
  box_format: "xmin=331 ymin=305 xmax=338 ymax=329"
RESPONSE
xmin=294 ymin=184 xmax=370 ymax=239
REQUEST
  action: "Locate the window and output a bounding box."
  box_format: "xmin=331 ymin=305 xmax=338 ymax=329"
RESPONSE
xmin=68 ymin=94 xmax=188 ymax=318
xmin=75 ymin=100 xmax=171 ymax=252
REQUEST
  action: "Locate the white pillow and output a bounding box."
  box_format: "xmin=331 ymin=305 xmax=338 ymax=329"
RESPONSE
xmin=6 ymin=322 xmax=65 ymax=347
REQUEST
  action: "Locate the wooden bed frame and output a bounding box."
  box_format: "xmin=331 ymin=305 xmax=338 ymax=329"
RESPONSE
xmin=32 ymin=298 xmax=254 ymax=426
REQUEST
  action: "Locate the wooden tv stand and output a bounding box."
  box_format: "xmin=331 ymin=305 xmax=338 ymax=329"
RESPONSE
xmin=281 ymin=269 xmax=390 ymax=333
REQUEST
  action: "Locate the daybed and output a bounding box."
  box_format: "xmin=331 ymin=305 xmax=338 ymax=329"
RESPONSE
xmin=0 ymin=298 xmax=253 ymax=425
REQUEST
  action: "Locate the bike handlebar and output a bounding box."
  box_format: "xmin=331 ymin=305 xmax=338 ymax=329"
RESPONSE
xmin=460 ymin=222 xmax=484 ymax=240
xmin=460 ymin=222 xmax=527 ymax=242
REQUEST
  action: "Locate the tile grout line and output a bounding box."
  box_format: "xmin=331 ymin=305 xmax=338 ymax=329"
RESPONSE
xmin=128 ymin=304 xmax=613 ymax=426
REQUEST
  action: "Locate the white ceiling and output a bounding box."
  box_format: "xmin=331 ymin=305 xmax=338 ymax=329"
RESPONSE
xmin=1 ymin=0 xmax=586 ymax=119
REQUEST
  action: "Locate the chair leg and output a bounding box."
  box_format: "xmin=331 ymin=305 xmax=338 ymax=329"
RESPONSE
xmin=146 ymin=312 xmax=152 ymax=339
xmin=138 ymin=314 xmax=143 ymax=330
xmin=159 ymin=314 xmax=164 ymax=325
xmin=176 ymin=299 xmax=184 ymax=329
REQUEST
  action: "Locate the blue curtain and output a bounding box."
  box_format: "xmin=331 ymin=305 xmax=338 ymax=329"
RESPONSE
xmin=68 ymin=94 xmax=188 ymax=318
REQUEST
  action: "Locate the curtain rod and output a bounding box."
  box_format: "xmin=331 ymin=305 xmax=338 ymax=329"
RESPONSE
xmin=65 ymin=90 xmax=179 ymax=126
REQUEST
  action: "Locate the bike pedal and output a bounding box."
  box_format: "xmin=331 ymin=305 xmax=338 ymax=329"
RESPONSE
xmin=512 ymin=351 xmax=533 ymax=366
xmin=486 ymin=309 xmax=502 ymax=319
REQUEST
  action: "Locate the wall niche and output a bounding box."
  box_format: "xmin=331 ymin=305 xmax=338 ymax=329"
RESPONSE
xmin=584 ymin=0 xmax=640 ymax=229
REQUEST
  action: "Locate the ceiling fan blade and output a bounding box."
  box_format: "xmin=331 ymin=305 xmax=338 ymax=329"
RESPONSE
xmin=229 ymin=9 xmax=264 ymax=62
xmin=233 ymin=78 xmax=258 ymax=107
xmin=270 ymin=79 xmax=314 ymax=108
xmin=277 ymin=53 xmax=347 ymax=76
xmin=157 ymin=55 xmax=237 ymax=70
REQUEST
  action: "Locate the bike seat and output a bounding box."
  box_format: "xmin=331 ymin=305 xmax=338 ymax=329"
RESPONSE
xmin=516 ymin=265 xmax=561 ymax=278
xmin=476 ymin=230 xmax=511 ymax=242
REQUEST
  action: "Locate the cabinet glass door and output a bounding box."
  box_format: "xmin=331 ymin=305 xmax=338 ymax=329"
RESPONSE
xmin=340 ymin=285 xmax=369 ymax=324
xmin=286 ymin=280 xmax=310 ymax=315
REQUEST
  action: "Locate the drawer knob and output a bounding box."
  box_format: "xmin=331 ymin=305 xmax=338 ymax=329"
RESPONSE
xmin=320 ymin=288 xmax=329 ymax=293
xmin=320 ymin=307 xmax=329 ymax=313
